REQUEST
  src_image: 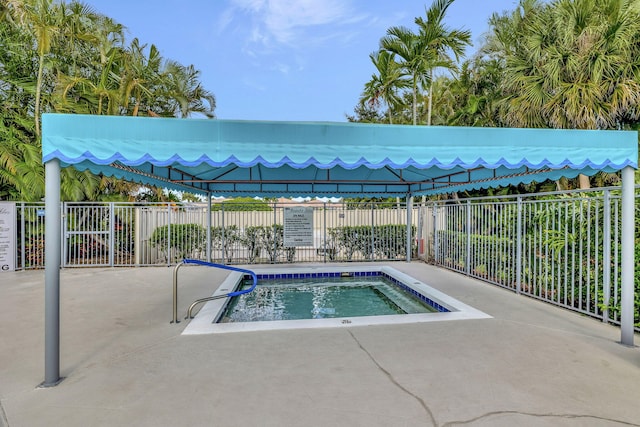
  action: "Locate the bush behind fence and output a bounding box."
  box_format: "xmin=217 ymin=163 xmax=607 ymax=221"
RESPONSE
xmin=428 ymin=188 xmax=640 ymax=330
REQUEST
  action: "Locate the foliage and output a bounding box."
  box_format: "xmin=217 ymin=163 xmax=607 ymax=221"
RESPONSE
xmin=0 ymin=1 xmax=216 ymax=201
xmin=241 ymin=226 xmax=262 ymax=263
xmin=328 ymin=224 xmax=416 ymax=261
xmin=435 ymin=194 xmax=640 ymax=326
xmin=149 ymin=223 xmax=206 ymax=261
xmin=256 ymin=224 xmax=285 ymax=263
xmin=436 ymin=230 xmax=516 ymax=281
xmin=211 ymin=197 xmax=273 ymax=211
xmin=494 ymin=0 xmax=640 ymax=131
xmin=327 ymin=226 xmax=363 ymax=261
xmin=211 ymin=225 xmax=242 ymax=263
xmin=366 ymin=0 xmax=471 ymax=125
xmin=343 ymin=197 xmax=399 ymax=209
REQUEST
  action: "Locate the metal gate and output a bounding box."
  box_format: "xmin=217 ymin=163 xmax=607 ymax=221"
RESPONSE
xmin=63 ymin=203 xmax=112 ymax=267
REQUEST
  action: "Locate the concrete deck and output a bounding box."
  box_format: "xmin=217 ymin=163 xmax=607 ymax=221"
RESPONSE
xmin=1 ymin=262 xmax=639 ymax=427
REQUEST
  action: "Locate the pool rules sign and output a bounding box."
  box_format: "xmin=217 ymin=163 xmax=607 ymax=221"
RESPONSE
xmin=0 ymin=202 xmax=16 ymax=272
xmin=284 ymin=207 xmax=314 ymax=247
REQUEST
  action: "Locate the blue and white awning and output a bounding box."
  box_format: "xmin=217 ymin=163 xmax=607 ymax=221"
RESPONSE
xmin=42 ymin=114 xmax=638 ymax=197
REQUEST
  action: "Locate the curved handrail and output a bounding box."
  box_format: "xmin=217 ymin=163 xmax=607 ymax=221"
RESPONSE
xmin=182 ymin=259 xmax=258 ymax=296
xmin=172 ymin=259 xmax=259 ymax=323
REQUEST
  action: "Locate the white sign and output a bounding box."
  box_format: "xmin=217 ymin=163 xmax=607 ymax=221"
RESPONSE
xmin=0 ymin=202 xmax=16 ymax=272
xmin=284 ymin=207 xmax=314 ymax=247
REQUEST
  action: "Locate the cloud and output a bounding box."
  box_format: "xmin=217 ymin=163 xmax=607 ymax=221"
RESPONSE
xmin=227 ymin=0 xmax=366 ymax=47
xmin=217 ymin=8 xmax=235 ymax=33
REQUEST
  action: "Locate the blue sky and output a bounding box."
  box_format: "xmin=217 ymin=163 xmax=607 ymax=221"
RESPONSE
xmin=86 ymin=0 xmax=518 ymax=122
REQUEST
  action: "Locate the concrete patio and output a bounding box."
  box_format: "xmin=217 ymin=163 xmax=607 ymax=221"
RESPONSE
xmin=1 ymin=262 xmax=639 ymax=427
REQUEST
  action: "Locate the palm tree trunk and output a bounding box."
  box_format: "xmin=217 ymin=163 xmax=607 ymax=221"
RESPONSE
xmin=578 ymin=174 xmax=591 ymax=189
xmin=34 ymin=52 xmax=45 ymax=137
xmin=412 ymin=75 xmax=418 ymax=125
xmin=427 ymin=71 xmax=434 ymax=126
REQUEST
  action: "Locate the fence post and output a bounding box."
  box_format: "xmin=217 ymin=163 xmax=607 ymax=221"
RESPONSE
xmin=323 ymin=203 xmax=327 ymax=263
xmin=166 ymin=203 xmax=171 ymax=266
xmin=602 ymin=189 xmax=611 ymax=324
xmin=370 ymin=203 xmax=375 ymax=260
xmin=206 ymin=194 xmax=212 ymax=263
xmin=433 ymin=203 xmax=439 ymax=264
xmin=406 ymin=195 xmax=412 ymax=262
xmin=61 ymin=202 xmax=68 ymax=268
xmin=465 ymin=200 xmax=471 ymax=276
xmin=273 ymin=202 xmax=277 ymax=263
xmin=108 ymin=202 xmax=115 ymax=266
xmin=20 ymin=202 xmax=25 ymax=270
xmin=221 ymin=203 xmax=226 ymax=265
xmin=516 ymin=196 xmax=523 ymax=295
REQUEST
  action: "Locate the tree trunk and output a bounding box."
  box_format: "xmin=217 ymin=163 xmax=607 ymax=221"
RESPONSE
xmin=578 ymin=174 xmax=591 ymax=189
xmin=427 ymin=71 xmax=433 ymax=126
xmin=35 ymin=52 xmax=45 ymax=137
xmin=412 ymin=75 xmax=417 ymax=125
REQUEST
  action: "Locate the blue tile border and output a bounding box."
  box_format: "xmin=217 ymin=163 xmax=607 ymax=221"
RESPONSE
xmin=241 ymin=270 xmax=449 ymax=313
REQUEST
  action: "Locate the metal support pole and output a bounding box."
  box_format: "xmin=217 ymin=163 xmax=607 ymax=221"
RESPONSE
xmin=602 ymin=190 xmax=611 ymax=323
xmin=406 ymin=195 xmax=412 ymax=262
xmin=516 ymin=196 xmax=523 ymax=295
xmin=620 ymin=166 xmax=635 ymax=346
xmin=42 ymin=159 xmax=62 ymax=387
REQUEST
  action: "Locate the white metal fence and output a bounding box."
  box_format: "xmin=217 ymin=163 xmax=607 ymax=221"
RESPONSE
xmin=12 ymin=200 xmax=418 ymax=269
xmin=424 ymin=187 xmax=640 ymax=329
xmin=8 ymin=189 xmax=640 ymax=330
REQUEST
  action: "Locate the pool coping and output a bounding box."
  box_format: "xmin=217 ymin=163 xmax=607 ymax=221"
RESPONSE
xmin=182 ymin=265 xmax=492 ymax=335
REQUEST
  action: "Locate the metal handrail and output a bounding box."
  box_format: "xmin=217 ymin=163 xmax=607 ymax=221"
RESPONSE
xmin=186 ymin=294 xmax=227 ymax=320
xmin=171 ymin=259 xmax=259 ymax=324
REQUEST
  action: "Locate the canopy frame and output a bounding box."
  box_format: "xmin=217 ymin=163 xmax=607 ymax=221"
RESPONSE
xmin=40 ymin=114 xmax=638 ymax=386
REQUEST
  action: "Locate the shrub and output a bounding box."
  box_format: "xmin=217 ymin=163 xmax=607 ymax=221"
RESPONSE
xmin=150 ymin=223 xmax=206 ymax=262
xmin=211 ymin=225 xmax=241 ymax=263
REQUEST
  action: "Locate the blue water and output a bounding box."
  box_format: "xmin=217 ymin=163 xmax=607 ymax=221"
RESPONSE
xmin=219 ymin=276 xmax=437 ymax=323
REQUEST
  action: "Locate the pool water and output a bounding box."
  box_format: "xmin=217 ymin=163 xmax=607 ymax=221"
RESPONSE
xmin=219 ymin=276 xmax=437 ymax=323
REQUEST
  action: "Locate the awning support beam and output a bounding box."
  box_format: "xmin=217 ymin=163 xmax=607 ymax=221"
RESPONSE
xmin=42 ymin=159 xmax=62 ymax=387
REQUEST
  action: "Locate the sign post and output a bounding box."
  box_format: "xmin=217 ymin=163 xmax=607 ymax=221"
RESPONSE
xmin=0 ymin=202 xmax=16 ymax=272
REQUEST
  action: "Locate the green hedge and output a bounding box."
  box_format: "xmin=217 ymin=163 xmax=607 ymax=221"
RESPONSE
xmin=328 ymin=224 xmax=416 ymax=261
xmin=436 ymin=230 xmax=515 ymax=283
xmin=149 ymin=223 xmax=206 ymax=261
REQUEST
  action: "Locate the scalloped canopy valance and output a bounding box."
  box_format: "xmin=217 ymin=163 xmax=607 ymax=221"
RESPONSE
xmin=42 ymin=114 xmax=638 ymax=197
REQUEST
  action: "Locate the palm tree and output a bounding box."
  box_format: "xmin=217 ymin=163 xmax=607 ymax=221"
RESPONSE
xmin=162 ymin=61 xmax=216 ymax=118
xmin=380 ymin=0 xmax=470 ymax=125
xmin=18 ymin=0 xmax=60 ymax=137
xmin=119 ymin=38 xmax=161 ymax=116
xmin=415 ymin=0 xmax=471 ymax=125
xmin=439 ymin=58 xmax=504 ymax=127
xmin=380 ymin=25 xmax=426 ymax=125
xmin=498 ymin=0 xmax=640 ymax=188
xmin=360 ymin=50 xmax=409 ymax=124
